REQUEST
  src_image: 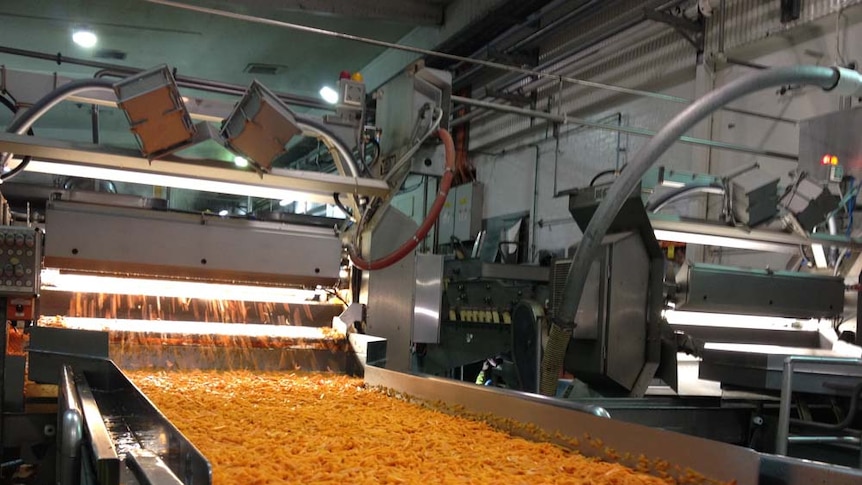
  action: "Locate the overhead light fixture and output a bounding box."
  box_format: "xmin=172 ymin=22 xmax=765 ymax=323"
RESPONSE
xmin=23 ymin=159 xmax=324 ymax=204
xmin=278 ymin=199 xmax=291 ymax=207
xmin=319 ymin=86 xmax=339 ymax=104
xmin=221 ymin=80 xmax=301 ymax=172
xmin=233 ymin=156 xmax=249 ymax=168
xmin=113 ymin=65 xmax=196 ymax=159
xmin=663 ymin=309 xmax=820 ymax=331
xmin=218 ymin=209 xmax=229 ymax=217
xmin=72 ymin=28 xmax=98 ymax=48
xmin=40 ymin=270 xmax=320 ymax=305
xmin=652 ymin=229 xmax=796 ymax=253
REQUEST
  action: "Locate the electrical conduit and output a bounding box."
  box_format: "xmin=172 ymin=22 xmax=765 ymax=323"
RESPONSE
xmin=348 ymin=128 xmax=455 ymax=271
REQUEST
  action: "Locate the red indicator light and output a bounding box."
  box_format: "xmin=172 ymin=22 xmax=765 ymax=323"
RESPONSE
xmin=822 ymin=154 xmax=832 ymax=165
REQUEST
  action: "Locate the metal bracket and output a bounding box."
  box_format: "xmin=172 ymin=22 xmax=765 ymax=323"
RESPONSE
xmin=485 ymin=89 xmax=534 ymax=107
xmin=645 ymin=10 xmax=704 ymax=52
xmin=780 ymin=0 xmax=802 ymax=24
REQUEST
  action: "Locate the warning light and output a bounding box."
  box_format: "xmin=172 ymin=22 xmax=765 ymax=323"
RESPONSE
xmin=821 ymin=154 xmax=840 ymax=166
xmin=831 ymin=155 xmax=839 ymax=165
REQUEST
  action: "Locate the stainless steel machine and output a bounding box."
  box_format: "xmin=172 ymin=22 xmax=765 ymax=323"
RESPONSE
xmin=1 ymin=60 xmax=862 ymax=485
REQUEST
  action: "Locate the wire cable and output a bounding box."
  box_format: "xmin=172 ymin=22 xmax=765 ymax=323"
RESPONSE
xmin=348 ymin=128 xmax=456 ymax=271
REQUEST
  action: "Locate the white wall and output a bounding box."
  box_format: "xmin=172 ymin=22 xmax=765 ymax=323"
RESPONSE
xmin=472 ymin=3 xmax=862 ymax=269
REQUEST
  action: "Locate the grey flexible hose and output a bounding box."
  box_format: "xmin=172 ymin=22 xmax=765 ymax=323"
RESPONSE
xmin=647 ymin=184 xmax=726 ymax=213
xmin=295 ymin=115 xmax=361 ymax=179
xmin=1 ymin=79 xmax=116 ymax=181
xmin=539 ymin=65 xmax=843 ymax=397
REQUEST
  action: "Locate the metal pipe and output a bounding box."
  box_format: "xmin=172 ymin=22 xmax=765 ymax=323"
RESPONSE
xmin=719 ymin=0 xmax=726 ymax=54
xmin=776 ymin=356 xmax=862 ymax=455
xmin=295 ymin=115 xmax=361 ymax=179
xmin=541 ymin=66 xmax=845 ymax=397
xmin=91 ymin=105 xmax=100 ymax=145
xmin=1 ymin=79 xmax=116 ymax=180
xmin=58 ymin=366 xmax=83 ymax=485
xmin=648 ymin=185 xmax=726 ymax=212
xmin=144 ymin=0 xmax=718 ymax=106
xmin=451 ymin=95 xmax=799 ymax=161
xmin=94 ymin=68 xmax=330 ymax=111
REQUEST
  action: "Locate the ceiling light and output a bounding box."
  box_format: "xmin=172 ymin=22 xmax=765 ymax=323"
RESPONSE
xmin=72 ymin=29 xmax=98 ymax=48
xmin=278 ymin=199 xmax=291 ymax=207
xmin=319 ymin=86 xmax=339 ymax=104
xmin=233 ymin=156 xmax=249 ymax=168
xmin=218 ymin=209 xmax=229 ymax=217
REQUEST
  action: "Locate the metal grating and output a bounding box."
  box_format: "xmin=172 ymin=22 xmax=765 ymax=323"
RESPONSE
xmin=549 ymin=258 xmax=572 ymax=319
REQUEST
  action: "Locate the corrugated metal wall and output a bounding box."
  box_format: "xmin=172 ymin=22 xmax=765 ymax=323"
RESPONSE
xmin=706 ymin=0 xmax=862 ymax=53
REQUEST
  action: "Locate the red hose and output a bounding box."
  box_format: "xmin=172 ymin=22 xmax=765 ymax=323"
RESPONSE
xmin=348 ymin=128 xmax=456 ymax=271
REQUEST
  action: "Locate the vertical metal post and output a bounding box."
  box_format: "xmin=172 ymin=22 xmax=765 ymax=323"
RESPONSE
xmin=0 ymin=297 xmax=5 ymax=451
xmin=776 ymin=358 xmax=794 ymax=455
xmin=91 ymin=105 xmax=100 ymax=145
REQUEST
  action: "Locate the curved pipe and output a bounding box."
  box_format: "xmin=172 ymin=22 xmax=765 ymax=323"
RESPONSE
xmin=348 ymin=128 xmax=455 ymax=271
xmin=539 ymin=66 xmax=846 ymax=397
xmin=647 ymin=184 xmax=725 ymax=213
xmin=295 ymin=115 xmax=361 ymax=179
xmin=1 ymin=79 xmax=115 ymax=181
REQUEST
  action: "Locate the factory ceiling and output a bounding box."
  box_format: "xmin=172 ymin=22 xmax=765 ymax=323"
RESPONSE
xmin=0 ymin=0 xmax=446 ymax=98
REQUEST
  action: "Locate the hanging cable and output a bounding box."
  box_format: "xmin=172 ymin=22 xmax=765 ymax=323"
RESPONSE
xmin=348 ymin=128 xmax=456 ymax=271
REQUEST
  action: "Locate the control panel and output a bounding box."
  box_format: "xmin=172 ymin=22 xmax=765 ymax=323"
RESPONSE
xmin=0 ymin=227 xmax=42 ymax=296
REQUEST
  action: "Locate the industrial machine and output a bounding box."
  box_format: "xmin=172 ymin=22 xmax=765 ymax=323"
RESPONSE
xmin=0 ymin=56 xmax=861 ymax=485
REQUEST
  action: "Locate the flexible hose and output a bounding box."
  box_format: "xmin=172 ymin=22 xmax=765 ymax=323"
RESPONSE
xmin=348 ymin=128 xmax=455 ymax=271
xmin=539 ymin=65 xmax=843 ymax=397
xmin=0 ymin=96 xmax=33 ymax=181
xmin=646 ymin=184 xmax=725 ymax=212
xmin=1 ymin=79 xmax=115 ymax=181
xmin=294 ymin=115 xmax=361 ymax=179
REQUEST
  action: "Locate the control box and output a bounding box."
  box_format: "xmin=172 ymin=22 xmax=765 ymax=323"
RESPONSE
xmin=0 ymin=227 xmax=42 ymax=296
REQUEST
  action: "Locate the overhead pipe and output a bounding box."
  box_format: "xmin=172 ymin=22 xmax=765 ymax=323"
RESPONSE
xmin=0 ymin=45 xmax=331 ymax=111
xmin=450 ymin=95 xmax=799 ymax=161
xmin=539 ymin=66 xmax=856 ymax=397
xmin=0 ymin=78 xmax=115 ymax=181
xmin=144 ymin=0 xmax=734 ymax=109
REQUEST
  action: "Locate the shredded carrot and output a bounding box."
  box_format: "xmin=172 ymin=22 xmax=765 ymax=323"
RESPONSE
xmin=129 ymin=370 xmax=727 ymax=485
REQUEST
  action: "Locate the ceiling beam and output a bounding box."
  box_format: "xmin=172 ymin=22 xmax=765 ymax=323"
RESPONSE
xmin=214 ymin=0 xmax=444 ymax=25
xmin=360 ymin=0 xmax=511 ymax=90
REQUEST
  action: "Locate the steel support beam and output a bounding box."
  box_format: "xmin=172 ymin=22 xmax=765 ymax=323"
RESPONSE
xmin=0 ymin=133 xmax=390 ymax=202
xmin=218 ymin=0 xmax=444 ymax=25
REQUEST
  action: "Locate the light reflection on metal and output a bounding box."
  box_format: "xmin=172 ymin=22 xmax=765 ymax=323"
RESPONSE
xmin=57 ymin=317 xmax=339 ymax=340
xmin=663 ymin=310 xmax=821 ymax=331
xmin=41 ymin=269 xmax=321 ymax=304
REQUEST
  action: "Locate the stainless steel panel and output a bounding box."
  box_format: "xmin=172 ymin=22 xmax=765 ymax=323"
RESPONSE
xmin=364 ymin=366 xmax=760 ymax=485
xmin=453 ymin=182 xmax=483 ymax=241
xmin=82 ymin=359 xmax=211 ymax=485
xmin=606 ymin=235 xmax=649 ymax=389
xmin=573 ymin=260 xmax=601 ymax=340
xmin=362 ymin=207 xmax=418 ymax=372
xmin=125 ymin=449 xmax=183 ymax=485
xmin=413 ymin=254 xmax=443 ymax=344
xmin=437 ymin=188 xmax=456 ymax=243
xmin=445 ymin=260 xmax=549 ymax=282
xmin=699 ymin=343 xmax=862 ymax=393
xmin=675 ymin=263 xmax=845 ymax=318
xmin=76 ymin=375 xmax=120 ymax=485
xmin=45 ymin=201 xmax=340 ymax=286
